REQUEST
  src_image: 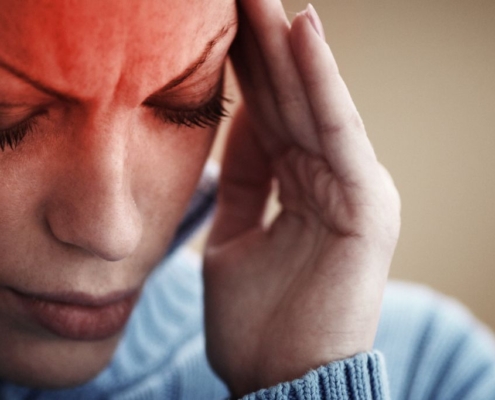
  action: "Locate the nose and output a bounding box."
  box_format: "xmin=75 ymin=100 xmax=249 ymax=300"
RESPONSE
xmin=45 ymin=118 xmax=143 ymax=262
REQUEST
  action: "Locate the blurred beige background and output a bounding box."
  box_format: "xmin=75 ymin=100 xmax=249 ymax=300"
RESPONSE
xmin=196 ymin=0 xmax=495 ymax=331
xmin=289 ymin=0 xmax=495 ymax=331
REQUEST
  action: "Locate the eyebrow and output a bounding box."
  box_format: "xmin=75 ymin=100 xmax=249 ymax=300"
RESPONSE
xmin=144 ymin=21 xmax=236 ymax=105
xmin=160 ymin=22 xmax=235 ymax=91
xmin=0 ymin=58 xmax=75 ymax=103
xmin=0 ymin=21 xmax=236 ymax=103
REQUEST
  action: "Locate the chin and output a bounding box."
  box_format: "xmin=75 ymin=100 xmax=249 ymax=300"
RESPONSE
xmin=0 ymin=330 xmax=122 ymax=389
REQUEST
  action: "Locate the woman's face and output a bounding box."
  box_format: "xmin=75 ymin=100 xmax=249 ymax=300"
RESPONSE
xmin=0 ymin=0 xmax=236 ymax=388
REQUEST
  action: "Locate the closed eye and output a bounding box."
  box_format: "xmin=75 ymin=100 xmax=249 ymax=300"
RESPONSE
xmin=0 ymin=109 xmax=47 ymax=151
xmin=144 ymin=87 xmax=232 ymax=129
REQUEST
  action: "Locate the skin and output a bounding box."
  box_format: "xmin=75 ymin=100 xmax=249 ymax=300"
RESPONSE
xmin=205 ymin=1 xmax=400 ymax=395
xmin=0 ymin=0 xmax=237 ymax=388
xmin=0 ymin=0 xmax=401 ymax=396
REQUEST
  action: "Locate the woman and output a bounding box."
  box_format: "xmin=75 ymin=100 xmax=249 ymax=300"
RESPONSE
xmin=0 ymin=0 xmax=494 ymax=399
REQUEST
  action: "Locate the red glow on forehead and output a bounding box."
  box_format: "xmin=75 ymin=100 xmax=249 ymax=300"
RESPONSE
xmin=0 ymin=0 xmax=236 ymax=103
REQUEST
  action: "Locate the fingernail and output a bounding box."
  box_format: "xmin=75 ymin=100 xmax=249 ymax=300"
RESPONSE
xmin=305 ymin=3 xmax=326 ymax=40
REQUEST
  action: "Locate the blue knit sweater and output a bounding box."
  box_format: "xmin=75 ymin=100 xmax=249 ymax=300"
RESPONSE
xmin=2 ymin=167 xmax=495 ymax=400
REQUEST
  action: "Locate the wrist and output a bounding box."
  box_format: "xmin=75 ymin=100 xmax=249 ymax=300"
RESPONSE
xmin=228 ymin=352 xmax=389 ymax=399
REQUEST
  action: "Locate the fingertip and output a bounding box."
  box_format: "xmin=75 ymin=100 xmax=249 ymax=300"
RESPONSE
xmin=291 ymin=4 xmax=326 ymax=42
xmin=290 ymin=5 xmax=332 ymax=73
xmin=290 ymin=7 xmax=337 ymax=82
xmin=238 ymin=0 xmax=290 ymax=32
xmin=306 ymin=4 xmax=326 ymax=40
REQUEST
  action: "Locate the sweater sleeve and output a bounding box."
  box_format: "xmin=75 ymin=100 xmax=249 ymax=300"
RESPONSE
xmin=240 ymin=352 xmax=390 ymax=400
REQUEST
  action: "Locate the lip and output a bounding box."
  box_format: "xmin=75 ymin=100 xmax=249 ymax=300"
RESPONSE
xmin=9 ymin=287 xmax=140 ymax=341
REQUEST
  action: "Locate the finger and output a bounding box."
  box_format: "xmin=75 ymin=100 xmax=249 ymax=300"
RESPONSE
xmin=290 ymin=6 xmax=380 ymax=188
xmin=207 ymin=105 xmax=272 ymax=247
xmin=238 ymin=0 xmax=319 ymax=153
xmin=229 ymin=8 xmax=283 ymax=153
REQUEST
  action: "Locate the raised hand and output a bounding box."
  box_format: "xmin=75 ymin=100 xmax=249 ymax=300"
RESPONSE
xmin=203 ymin=1 xmax=401 ymax=396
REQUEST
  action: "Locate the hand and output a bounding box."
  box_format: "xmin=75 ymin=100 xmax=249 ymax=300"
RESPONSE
xmin=203 ymin=1 xmax=401 ymax=396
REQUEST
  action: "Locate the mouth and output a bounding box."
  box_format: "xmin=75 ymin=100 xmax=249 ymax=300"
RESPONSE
xmin=9 ymin=287 xmax=141 ymax=341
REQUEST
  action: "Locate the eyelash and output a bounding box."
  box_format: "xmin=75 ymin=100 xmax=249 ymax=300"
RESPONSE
xmin=0 ymin=93 xmax=231 ymax=152
xmin=147 ymin=91 xmax=231 ymax=129
xmin=0 ymin=111 xmax=46 ymax=152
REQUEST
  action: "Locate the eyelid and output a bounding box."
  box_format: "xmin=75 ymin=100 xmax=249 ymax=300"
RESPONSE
xmin=0 ymin=104 xmax=37 ymax=116
xmin=0 ymin=106 xmax=47 ymax=130
xmin=143 ymin=83 xmax=221 ymax=111
xmin=146 ymin=83 xmax=231 ymax=129
xmin=0 ymin=109 xmax=48 ymax=151
xmin=143 ymin=73 xmax=224 ymax=111
xmin=143 ymin=61 xmax=227 ymax=107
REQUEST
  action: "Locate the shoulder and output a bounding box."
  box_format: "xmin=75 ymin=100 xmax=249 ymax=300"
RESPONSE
xmin=376 ymin=281 xmax=495 ymax=400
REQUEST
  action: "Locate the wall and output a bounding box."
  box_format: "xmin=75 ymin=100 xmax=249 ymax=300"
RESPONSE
xmin=283 ymin=0 xmax=495 ymax=330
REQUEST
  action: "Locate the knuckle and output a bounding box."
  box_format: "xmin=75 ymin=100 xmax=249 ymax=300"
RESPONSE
xmin=317 ymin=109 xmax=365 ymax=138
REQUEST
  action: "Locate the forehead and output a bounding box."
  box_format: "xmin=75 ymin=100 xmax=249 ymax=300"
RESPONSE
xmin=0 ymin=0 xmax=236 ymax=101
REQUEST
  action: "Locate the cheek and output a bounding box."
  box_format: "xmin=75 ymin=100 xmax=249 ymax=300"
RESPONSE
xmin=0 ymin=149 xmax=55 ymax=272
xmin=131 ymin=125 xmax=217 ymax=243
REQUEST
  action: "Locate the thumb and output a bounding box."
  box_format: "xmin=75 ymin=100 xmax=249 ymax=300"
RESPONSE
xmin=207 ymin=105 xmax=272 ymax=246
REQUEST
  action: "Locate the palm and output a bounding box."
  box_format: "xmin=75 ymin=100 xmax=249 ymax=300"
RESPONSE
xmin=203 ymin=1 xmax=400 ymax=396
